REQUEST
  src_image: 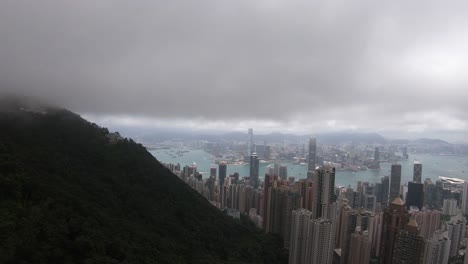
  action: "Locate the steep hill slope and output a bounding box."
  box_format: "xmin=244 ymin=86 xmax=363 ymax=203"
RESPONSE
xmin=0 ymin=107 xmax=286 ymax=264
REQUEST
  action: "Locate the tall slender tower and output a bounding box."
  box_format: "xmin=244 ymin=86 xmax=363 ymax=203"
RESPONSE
xmin=389 ymin=164 xmax=402 ymax=202
xmin=381 ymin=176 xmax=390 ymax=207
xmin=380 ymin=197 xmax=410 ymax=264
xmin=462 ymin=182 xmax=468 ymax=215
xmin=413 ymin=161 xmax=422 ymax=183
xmin=308 ymin=137 xmax=317 ymax=172
xmin=219 ymin=162 xmax=227 ymax=207
xmin=247 ymin=128 xmax=253 ymax=157
xmin=250 ymin=153 xmax=259 ymax=189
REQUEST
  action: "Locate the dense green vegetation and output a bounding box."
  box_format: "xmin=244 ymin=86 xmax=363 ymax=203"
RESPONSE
xmin=0 ymin=107 xmax=287 ymax=263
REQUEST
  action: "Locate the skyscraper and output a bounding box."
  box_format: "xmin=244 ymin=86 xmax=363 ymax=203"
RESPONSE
xmin=308 ymin=137 xmax=317 ymax=172
xmin=279 ymin=165 xmax=288 ymax=180
xmin=413 ymin=161 xmax=422 ymax=183
xmin=247 ymin=128 xmax=253 ymax=157
xmin=305 ymin=218 xmax=334 ymax=264
xmin=249 ymin=153 xmax=259 ymax=189
xmin=312 ymin=166 xmax=337 ymax=220
xmin=381 ymin=176 xmax=390 ymax=207
xmin=406 ymin=182 xmax=424 ymax=210
xmin=381 ymin=197 xmax=410 ymax=264
xmin=219 ymin=162 xmax=227 ymax=207
xmin=390 ymin=164 xmax=402 ymax=202
xmin=374 ymin=147 xmax=380 ymax=162
xmin=337 ymin=205 xmax=357 ymax=264
xmin=392 ymin=217 xmax=425 ymax=264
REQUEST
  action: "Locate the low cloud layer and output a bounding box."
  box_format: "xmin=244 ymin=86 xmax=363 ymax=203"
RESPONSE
xmin=1 ymin=1 xmax=467 ymax=141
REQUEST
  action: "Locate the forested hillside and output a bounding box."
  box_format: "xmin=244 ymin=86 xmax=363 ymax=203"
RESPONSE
xmin=0 ymin=106 xmax=286 ymax=264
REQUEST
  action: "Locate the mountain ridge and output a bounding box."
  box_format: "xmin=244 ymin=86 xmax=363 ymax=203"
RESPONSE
xmin=0 ymin=107 xmax=286 ymax=263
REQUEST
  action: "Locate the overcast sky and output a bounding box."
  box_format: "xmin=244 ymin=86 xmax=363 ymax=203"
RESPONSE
xmin=1 ymin=1 xmax=467 ymax=142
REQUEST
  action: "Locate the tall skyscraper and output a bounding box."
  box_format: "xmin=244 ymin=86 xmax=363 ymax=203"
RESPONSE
xmin=289 ymin=209 xmax=312 ymax=264
xmin=381 ymin=176 xmax=390 ymax=207
xmin=390 ymin=164 xmax=402 ymax=202
xmin=247 ymin=128 xmax=253 ymax=157
xmin=308 ymin=137 xmax=317 ymax=172
xmin=249 ymin=153 xmax=259 ymax=189
xmin=380 ymin=197 xmax=410 ymax=264
xmin=413 ymin=161 xmax=422 ymax=183
xmin=279 ymin=165 xmax=288 ymax=180
xmin=407 ymin=182 xmax=424 ymax=210
xmin=374 ymin=146 xmax=380 ymax=162
xmin=392 ymin=217 xmax=425 ymax=264
xmin=219 ymin=162 xmax=227 ymax=207
xmin=312 ymin=166 xmax=337 ymax=219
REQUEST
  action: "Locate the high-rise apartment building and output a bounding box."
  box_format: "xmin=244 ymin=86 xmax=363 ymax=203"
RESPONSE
xmin=445 ymin=214 xmax=466 ymax=257
xmin=305 ymin=218 xmax=334 ymax=264
xmin=423 ymin=230 xmax=451 ymax=264
xmin=348 ymin=228 xmax=371 ymax=264
xmin=461 ymin=181 xmax=468 ymax=215
xmin=442 ymin=199 xmax=457 ymax=216
xmin=289 ymin=209 xmax=312 ymax=264
xmin=410 ymin=210 xmax=441 ymax=239
xmin=311 ymin=166 xmax=337 ymax=220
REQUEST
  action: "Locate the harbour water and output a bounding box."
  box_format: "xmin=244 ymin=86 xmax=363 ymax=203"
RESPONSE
xmin=150 ymin=148 xmax=468 ymax=188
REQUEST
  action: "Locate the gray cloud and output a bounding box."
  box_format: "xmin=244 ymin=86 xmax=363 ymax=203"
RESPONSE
xmin=0 ymin=1 xmax=467 ymax=141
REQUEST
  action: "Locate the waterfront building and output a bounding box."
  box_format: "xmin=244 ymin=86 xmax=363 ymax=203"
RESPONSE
xmin=413 ymin=161 xmax=422 ymax=183
xmin=249 ymin=153 xmax=259 ymax=189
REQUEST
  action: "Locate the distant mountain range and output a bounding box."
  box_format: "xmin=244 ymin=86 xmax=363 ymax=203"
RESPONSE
xmin=130 ymin=128 xmax=459 ymax=147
